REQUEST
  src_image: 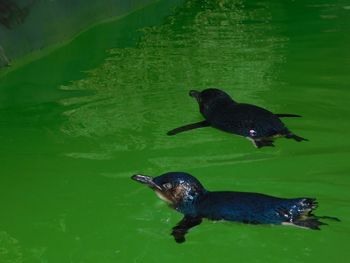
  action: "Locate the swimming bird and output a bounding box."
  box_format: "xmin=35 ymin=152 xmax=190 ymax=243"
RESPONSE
xmin=167 ymin=88 xmax=307 ymax=148
xmin=132 ymin=172 xmax=338 ymax=243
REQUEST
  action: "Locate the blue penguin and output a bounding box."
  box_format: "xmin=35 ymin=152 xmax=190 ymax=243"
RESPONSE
xmin=132 ymin=172 xmax=338 ymax=243
xmin=167 ymin=88 xmax=307 ymax=148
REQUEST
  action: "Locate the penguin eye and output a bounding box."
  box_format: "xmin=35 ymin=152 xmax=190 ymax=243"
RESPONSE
xmin=162 ymin=183 xmax=172 ymax=189
xmin=249 ymin=129 xmax=257 ymax=137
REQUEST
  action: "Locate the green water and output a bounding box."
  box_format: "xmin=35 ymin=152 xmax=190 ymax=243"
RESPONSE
xmin=1 ymin=0 xmax=350 ymax=262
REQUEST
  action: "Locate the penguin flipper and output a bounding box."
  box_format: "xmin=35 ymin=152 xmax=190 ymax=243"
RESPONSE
xmin=167 ymin=121 xmax=210 ymax=136
xmin=275 ymin=114 xmax=302 ymax=118
xmin=171 ymin=216 xmax=202 ymax=243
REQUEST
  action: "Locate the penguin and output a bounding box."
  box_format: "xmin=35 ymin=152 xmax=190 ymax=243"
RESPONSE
xmin=132 ymin=172 xmax=339 ymax=243
xmin=167 ymin=88 xmax=308 ymax=148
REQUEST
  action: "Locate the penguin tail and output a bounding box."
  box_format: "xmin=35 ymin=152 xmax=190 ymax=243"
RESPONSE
xmin=288 ymin=198 xmax=321 ymax=229
xmin=298 ymin=198 xmax=318 ymax=215
xmin=275 ymin=113 xmax=302 ymax=118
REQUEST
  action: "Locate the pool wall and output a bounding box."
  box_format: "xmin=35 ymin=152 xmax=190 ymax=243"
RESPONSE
xmin=0 ymin=0 xmax=158 ymax=67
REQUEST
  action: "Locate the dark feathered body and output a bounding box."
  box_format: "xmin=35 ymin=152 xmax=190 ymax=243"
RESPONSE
xmin=195 ymin=192 xmax=314 ymax=224
xmin=201 ymin=101 xmax=289 ymax=138
xmin=167 ymin=88 xmax=307 ymax=147
xmin=132 ymin=172 xmax=337 ymax=243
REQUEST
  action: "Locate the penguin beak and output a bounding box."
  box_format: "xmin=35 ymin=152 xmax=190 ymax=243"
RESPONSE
xmin=189 ymin=90 xmax=200 ymax=100
xmin=132 ymin=174 xmax=174 ymax=204
xmin=131 ymin=174 xmax=162 ymax=190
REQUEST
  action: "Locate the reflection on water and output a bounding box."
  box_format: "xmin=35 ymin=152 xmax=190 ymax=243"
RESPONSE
xmin=60 ymin=0 xmax=287 ymax=159
xmin=0 ymin=231 xmax=23 ymax=263
xmin=148 ymin=151 xmax=279 ymax=170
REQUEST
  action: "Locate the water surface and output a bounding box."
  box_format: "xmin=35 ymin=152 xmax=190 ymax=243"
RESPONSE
xmin=1 ymin=0 xmax=350 ymax=262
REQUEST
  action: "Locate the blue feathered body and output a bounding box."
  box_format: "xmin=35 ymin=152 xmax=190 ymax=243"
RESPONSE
xmin=192 ymin=191 xmax=315 ymax=225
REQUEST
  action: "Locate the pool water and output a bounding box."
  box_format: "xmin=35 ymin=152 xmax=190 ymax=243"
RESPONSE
xmin=1 ymin=0 xmax=350 ymax=262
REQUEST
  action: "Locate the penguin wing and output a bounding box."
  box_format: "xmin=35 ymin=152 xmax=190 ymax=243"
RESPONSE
xmin=167 ymin=120 xmax=210 ymax=136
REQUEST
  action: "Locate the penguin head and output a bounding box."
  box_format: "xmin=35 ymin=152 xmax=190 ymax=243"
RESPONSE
xmin=132 ymin=172 xmax=206 ymax=211
xmin=189 ymin=88 xmax=235 ymax=108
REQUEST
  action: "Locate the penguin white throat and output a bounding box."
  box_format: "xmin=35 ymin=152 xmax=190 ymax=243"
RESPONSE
xmin=155 ymin=190 xmax=174 ymax=204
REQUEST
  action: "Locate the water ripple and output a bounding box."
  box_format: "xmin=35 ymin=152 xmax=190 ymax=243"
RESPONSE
xmin=59 ymin=0 xmax=287 ymax=158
